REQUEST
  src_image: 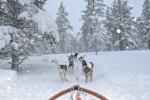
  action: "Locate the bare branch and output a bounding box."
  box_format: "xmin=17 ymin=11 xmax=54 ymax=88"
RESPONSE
xmin=8 ymin=62 xmax=12 ymax=64
xmin=20 ymin=20 xmax=32 ymax=29
xmin=17 ymin=57 xmax=27 ymax=66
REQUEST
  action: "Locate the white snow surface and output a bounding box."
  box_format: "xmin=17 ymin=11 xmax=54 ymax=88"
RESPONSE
xmin=0 ymin=50 xmax=150 ymax=100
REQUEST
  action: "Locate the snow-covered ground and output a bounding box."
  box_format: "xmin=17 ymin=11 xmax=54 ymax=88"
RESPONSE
xmin=0 ymin=50 xmax=150 ymax=100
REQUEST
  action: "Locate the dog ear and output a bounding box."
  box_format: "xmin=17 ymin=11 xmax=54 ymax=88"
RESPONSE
xmin=51 ymin=60 xmax=54 ymax=63
xmin=89 ymin=62 xmax=94 ymax=67
xmin=79 ymin=56 xmax=83 ymax=61
xmin=51 ymin=59 xmax=57 ymax=63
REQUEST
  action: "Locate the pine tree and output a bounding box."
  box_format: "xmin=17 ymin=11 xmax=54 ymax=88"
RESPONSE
xmin=104 ymin=0 xmax=136 ymax=51
xmin=35 ymin=0 xmax=47 ymax=9
xmin=0 ymin=0 xmax=47 ymax=71
xmin=0 ymin=1 xmax=7 ymax=25
xmin=104 ymin=7 xmax=113 ymax=51
xmin=56 ymin=2 xmax=73 ymax=53
xmin=136 ymin=0 xmax=150 ymax=49
xmin=80 ymin=0 xmax=105 ymax=52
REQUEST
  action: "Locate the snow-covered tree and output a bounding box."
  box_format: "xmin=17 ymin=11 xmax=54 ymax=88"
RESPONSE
xmin=32 ymin=10 xmax=58 ymax=54
xmin=56 ymin=2 xmax=73 ymax=53
xmin=103 ymin=7 xmax=113 ymax=51
xmin=0 ymin=0 xmax=57 ymax=71
xmin=80 ymin=0 xmax=105 ymax=52
xmin=0 ymin=1 xmax=6 ymax=25
xmin=136 ymin=0 xmax=150 ymax=49
xmin=104 ymin=0 xmax=136 ymax=51
xmin=35 ymin=0 xmax=47 ymax=9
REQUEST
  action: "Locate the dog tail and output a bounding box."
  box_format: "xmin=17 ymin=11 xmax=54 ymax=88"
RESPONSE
xmin=89 ymin=62 xmax=94 ymax=69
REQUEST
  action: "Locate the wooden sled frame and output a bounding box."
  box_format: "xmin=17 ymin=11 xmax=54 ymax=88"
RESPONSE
xmin=50 ymin=85 xmax=108 ymax=100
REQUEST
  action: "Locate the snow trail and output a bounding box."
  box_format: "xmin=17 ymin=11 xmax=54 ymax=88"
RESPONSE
xmin=0 ymin=51 xmax=150 ymax=100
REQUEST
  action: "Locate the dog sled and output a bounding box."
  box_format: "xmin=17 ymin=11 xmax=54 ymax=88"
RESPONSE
xmin=49 ymin=85 xmax=108 ymax=100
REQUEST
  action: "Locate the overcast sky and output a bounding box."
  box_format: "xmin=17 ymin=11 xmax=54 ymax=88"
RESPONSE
xmin=44 ymin=0 xmax=144 ymax=35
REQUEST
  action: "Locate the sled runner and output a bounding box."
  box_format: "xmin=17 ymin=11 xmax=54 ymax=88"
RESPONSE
xmin=49 ymin=85 xmax=108 ymax=100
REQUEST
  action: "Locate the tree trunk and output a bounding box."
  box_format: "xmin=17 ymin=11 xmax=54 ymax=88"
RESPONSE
xmin=85 ymin=35 xmax=88 ymax=52
xmin=119 ymin=32 xmax=124 ymax=51
xmin=148 ymin=40 xmax=150 ymax=50
xmin=119 ymin=40 xmax=123 ymax=50
xmin=11 ymin=49 xmax=19 ymax=71
xmin=95 ymin=39 xmax=98 ymax=55
xmin=62 ymin=36 xmax=66 ymax=53
xmin=59 ymin=40 xmax=65 ymax=53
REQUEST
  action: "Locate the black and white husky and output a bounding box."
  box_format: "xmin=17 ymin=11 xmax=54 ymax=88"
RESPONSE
xmin=73 ymin=53 xmax=79 ymax=61
xmin=51 ymin=59 xmax=68 ymax=82
xmin=67 ymin=53 xmax=79 ymax=73
xmin=67 ymin=54 xmax=74 ymax=73
xmin=79 ymin=55 xmax=87 ymax=71
xmin=84 ymin=62 xmax=94 ymax=83
xmin=79 ymin=56 xmax=94 ymax=83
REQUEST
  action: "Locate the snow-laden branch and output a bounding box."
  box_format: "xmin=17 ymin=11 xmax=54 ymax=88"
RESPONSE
xmin=0 ymin=26 xmax=19 ymax=50
xmin=18 ymin=9 xmax=59 ymax=42
xmin=32 ymin=10 xmax=59 ymax=42
xmin=18 ymin=0 xmax=32 ymax=5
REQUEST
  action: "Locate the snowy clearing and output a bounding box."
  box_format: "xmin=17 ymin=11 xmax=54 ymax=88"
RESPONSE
xmin=0 ymin=50 xmax=150 ymax=100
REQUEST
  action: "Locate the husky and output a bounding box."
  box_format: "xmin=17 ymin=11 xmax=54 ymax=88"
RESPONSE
xmin=67 ymin=54 xmax=74 ymax=73
xmin=79 ymin=55 xmax=87 ymax=71
xmin=73 ymin=53 xmax=79 ymax=61
xmin=51 ymin=59 xmax=68 ymax=82
xmin=67 ymin=53 xmax=79 ymax=73
xmin=79 ymin=56 xmax=94 ymax=83
xmin=83 ymin=62 xmax=94 ymax=83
